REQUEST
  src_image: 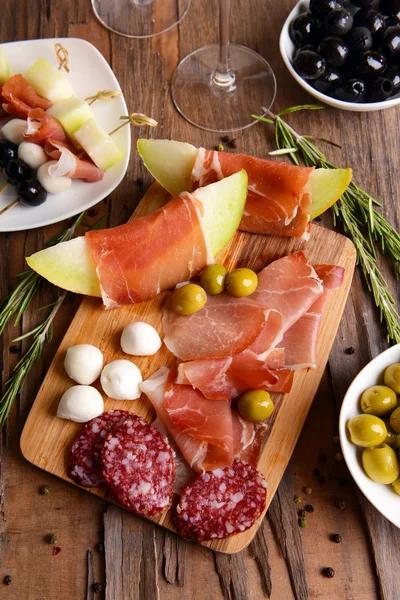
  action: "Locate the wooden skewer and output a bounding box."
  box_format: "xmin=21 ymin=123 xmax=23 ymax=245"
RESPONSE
xmin=0 ymin=199 xmax=19 ymax=216
xmin=0 ymin=181 xmax=9 ymax=194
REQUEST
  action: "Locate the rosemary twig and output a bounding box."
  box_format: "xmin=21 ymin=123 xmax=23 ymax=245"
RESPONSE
xmin=252 ymin=105 xmax=400 ymax=344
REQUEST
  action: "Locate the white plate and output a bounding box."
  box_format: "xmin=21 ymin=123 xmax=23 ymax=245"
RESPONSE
xmin=279 ymin=0 xmax=400 ymax=112
xmin=339 ymin=344 xmax=400 ymax=529
xmin=0 ymin=38 xmax=130 ymax=232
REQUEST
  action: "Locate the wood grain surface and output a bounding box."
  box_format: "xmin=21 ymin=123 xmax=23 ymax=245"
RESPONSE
xmin=1 ymin=0 xmax=400 ymax=598
xmin=20 ymin=182 xmax=356 ymax=553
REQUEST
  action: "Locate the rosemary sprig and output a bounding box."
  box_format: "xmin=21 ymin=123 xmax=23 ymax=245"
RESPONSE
xmin=252 ymin=105 xmax=400 ymax=344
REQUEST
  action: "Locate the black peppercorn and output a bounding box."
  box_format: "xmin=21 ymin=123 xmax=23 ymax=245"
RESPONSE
xmin=3 ymin=575 xmax=12 ymax=585
xmin=318 ymin=452 xmax=327 ymax=463
xmin=221 ymin=135 xmax=230 ymax=143
xmin=298 ymin=509 xmax=307 ymax=517
xmin=305 ymin=504 xmax=314 ymax=513
xmin=335 ymin=499 xmax=346 ymax=510
xmin=319 ymin=476 xmax=326 ymax=484
xmin=88 ymin=208 xmax=98 ymax=217
xmin=93 ymin=582 xmax=104 ymax=593
xmin=339 ymin=477 xmax=348 ymax=487
xmin=323 ymin=567 xmax=335 ymax=578
xmin=96 ymin=542 xmax=105 ymax=554
xmin=229 ymin=139 xmax=237 ymax=149
xmin=136 ymin=178 xmax=144 ymax=186
xmin=9 ymin=345 xmax=19 ymax=354
xmin=331 ymin=533 xmax=342 ymax=543
xmin=345 ymin=346 xmax=355 ymax=354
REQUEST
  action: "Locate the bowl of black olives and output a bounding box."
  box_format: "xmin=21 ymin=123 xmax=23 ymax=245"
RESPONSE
xmin=280 ymin=0 xmax=400 ymax=110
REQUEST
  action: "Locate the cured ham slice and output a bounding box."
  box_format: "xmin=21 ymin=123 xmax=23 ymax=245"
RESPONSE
xmin=44 ymin=139 xmax=103 ymax=182
xmin=163 ymin=295 xmax=278 ymax=361
xmin=190 ymin=148 xmax=314 ymax=239
xmin=2 ymin=74 xmax=52 ymax=118
xmin=25 ymin=108 xmax=68 ymax=145
xmin=86 ymin=194 xmax=211 ymax=309
xmin=278 ymin=264 xmax=344 ymax=369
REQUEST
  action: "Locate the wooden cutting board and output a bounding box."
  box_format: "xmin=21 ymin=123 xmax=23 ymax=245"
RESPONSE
xmin=20 ymin=182 xmax=356 ymax=554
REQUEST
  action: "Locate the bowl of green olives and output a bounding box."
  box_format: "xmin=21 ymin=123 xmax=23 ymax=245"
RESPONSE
xmin=339 ymin=344 xmax=400 ymax=528
xmin=280 ymin=0 xmax=400 ymax=112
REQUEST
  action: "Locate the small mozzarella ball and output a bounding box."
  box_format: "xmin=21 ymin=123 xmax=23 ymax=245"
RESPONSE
xmin=18 ymin=141 xmax=47 ymax=169
xmin=64 ymin=344 xmax=104 ymax=385
xmin=57 ymin=385 xmax=104 ymax=423
xmin=37 ymin=161 xmax=72 ymax=194
xmin=101 ymin=360 xmax=142 ymax=401
xmin=1 ymin=118 xmax=27 ymax=145
xmin=121 ymin=322 xmax=162 ymax=356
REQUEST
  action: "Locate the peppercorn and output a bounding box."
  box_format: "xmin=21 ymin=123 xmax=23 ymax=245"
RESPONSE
xmin=221 ymin=135 xmax=230 ymax=143
xmin=216 ymin=143 xmax=225 ymax=152
xmin=93 ymin=582 xmax=104 ymax=593
xmin=335 ymin=453 xmax=343 ymax=462
xmin=339 ymin=477 xmax=348 ymax=488
xmin=303 ymin=487 xmax=312 ymax=495
xmin=9 ymin=345 xmax=19 ymax=354
xmin=3 ymin=575 xmax=12 ymax=585
xmin=88 ymin=208 xmax=98 ymax=217
xmin=47 ymin=533 xmax=58 ymax=544
xmin=335 ymin=500 xmax=346 ymax=510
xmin=345 ymin=346 xmax=355 ymax=355
xmin=96 ymin=542 xmax=105 ymax=554
xmin=39 ymin=485 xmax=51 ymax=495
xmin=305 ymin=505 xmax=314 ymax=513
xmin=331 ymin=533 xmax=342 ymax=543
xmin=318 ymin=452 xmax=327 ymax=463
xmin=298 ymin=517 xmax=307 ymax=528
xmin=298 ymin=509 xmax=307 ymax=517
xmin=323 ymin=567 xmax=335 ymax=578
xmin=313 ymin=468 xmax=321 ymax=477
xmin=293 ymin=495 xmax=302 ymax=504
xmin=136 ymin=178 xmax=144 ymax=186
xmin=318 ymin=476 xmax=326 ymax=484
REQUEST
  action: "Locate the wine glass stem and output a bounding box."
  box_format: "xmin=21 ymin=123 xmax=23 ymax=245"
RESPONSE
xmin=212 ymin=0 xmax=236 ymax=89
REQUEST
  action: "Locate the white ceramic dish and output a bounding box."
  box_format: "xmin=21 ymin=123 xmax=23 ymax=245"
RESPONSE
xmin=280 ymin=0 xmax=400 ymax=113
xmin=0 ymin=38 xmax=130 ymax=232
xmin=339 ymin=344 xmax=400 ymax=529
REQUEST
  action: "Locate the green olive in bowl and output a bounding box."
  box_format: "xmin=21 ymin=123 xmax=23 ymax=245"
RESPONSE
xmin=389 ymin=406 xmax=400 ymax=433
xmin=392 ymin=477 xmax=400 ymax=496
xmin=360 ymin=385 xmax=397 ymax=416
xmin=362 ymin=444 xmax=400 ymax=484
xmin=383 ymin=363 xmax=400 ymax=394
xmin=347 ymin=414 xmax=387 ymax=448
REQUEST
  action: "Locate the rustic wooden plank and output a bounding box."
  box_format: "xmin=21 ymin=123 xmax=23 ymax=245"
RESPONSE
xmin=248 ymin=522 xmax=272 ymax=599
xmin=214 ymin=551 xmax=249 ymax=600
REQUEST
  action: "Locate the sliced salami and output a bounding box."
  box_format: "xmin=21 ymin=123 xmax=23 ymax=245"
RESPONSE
xmin=68 ymin=410 xmax=131 ymax=487
xmin=175 ymin=460 xmax=267 ymax=541
xmin=102 ymin=416 xmax=176 ymax=517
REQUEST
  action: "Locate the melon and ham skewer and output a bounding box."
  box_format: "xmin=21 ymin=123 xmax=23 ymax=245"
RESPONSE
xmin=1 ymin=74 xmax=52 ymax=118
xmin=25 ymin=108 xmax=68 ymax=145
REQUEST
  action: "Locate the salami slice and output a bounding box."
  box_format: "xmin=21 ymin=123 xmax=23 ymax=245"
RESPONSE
xmin=68 ymin=410 xmax=131 ymax=487
xmin=102 ymin=416 xmax=176 ymax=517
xmin=175 ymin=460 xmax=267 ymax=541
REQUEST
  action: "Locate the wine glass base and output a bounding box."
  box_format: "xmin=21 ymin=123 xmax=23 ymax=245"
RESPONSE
xmin=171 ymin=44 xmax=276 ymax=133
xmin=91 ymin=0 xmax=191 ymax=39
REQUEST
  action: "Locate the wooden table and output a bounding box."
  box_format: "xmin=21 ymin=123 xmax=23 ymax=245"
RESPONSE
xmin=1 ymin=1 xmax=400 ymax=598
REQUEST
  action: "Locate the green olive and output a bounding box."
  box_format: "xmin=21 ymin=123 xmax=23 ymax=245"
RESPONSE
xmin=238 ymin=390 xmax=274 ymax=422
xmin=383 ymin=363 xmax=400 ymax=394
xmin=200 ymin=264 xmax=228 ymax=295
xmin=360 ymin=385 xmax=397 ymax=416
xmin=171 ymin=283 xmax=207 ymax=316
xmin=225 ymin=268 xmax=258 ymax=297
xmin=362 ymin=444 xmax=400 ymax=484
xmin=347 ymin=414 xmax=387 ymax=448
xmin=389 ymin=406 xmax=400 ymax=433
xmin=383 ymin=422 xmax=400 ymax=449
xmin=391 ymin=477 xmax=400 ymax=495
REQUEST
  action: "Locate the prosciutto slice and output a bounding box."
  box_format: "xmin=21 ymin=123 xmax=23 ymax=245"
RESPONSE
xmin=190 ymin=148 xmax=314 ymax=239
xmin=278 ymin=264 xmax=344 ymax=369
xmin=25 ymin=108 xmax=67 ymax=145
xmin=86 ymin=193 xmax=212 ymax=309
xmin=2 ymin=74 xmax=52 ymax=118
xmin=44 ymin=139 xmax=103 ymax=182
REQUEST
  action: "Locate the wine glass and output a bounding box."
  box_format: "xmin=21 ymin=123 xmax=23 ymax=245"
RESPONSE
xmin=91 ymin=0 xmax=191 ymax=39
xmin=171 ymin=0 xmax=276 ymax=132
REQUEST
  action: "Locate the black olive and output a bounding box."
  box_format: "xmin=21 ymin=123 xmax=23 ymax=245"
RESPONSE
xmin=335 ymin=78 xmax=366 ymax=100
xmin=309 ymin=0 xmax=342 ymax=19
xmin=4 ymin=159 xmax=32 ymax=185
xmin=293 ymin=50 xmax=326 ymax=79
xmin=318 ymin=36 xmax=350 ymax=65
xmin=366 ymin=75 xmax=394 ymax=99
xmin=346 ymin=25 xmax=374 ymax=51
xmin=313 ymin=67 xmax=343 ymax=92
xmin=385 ymin=63 xmax=400 ymax=91
xmin=380 ymin=0 xmax=400 ymax=15
xmin=354 ymin=9 xmax=386 ymax=36
xmin=325 ymin=8 xmax=354 ymax=35
xmin=352 ymin=0 xmax=374 ymax=6
xmin=16 ymin=179 xmax=48 ymax=207
xmin=358 ymin=50 xmax=388 ymax=75
xmin=382 ymin=25 xmax=400 ymax=54
xmin=385 ymin=14 xmax=400 ymax=27
xmin=294 ymin=44 xmax=316 ymax=60
xmin=290 ymin=13 xmax=319 ymax=46
xmin=0 ymin=140 xmax=18 ymax=167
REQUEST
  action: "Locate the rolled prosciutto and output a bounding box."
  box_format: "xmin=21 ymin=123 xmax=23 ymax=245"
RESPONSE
xmin=2 ymin=74 xmax=52 ymax=118
xmin=25 ymin=108 xmax=68 ymax=145
xmin=44 ymin=139 xmax=103 ymax=182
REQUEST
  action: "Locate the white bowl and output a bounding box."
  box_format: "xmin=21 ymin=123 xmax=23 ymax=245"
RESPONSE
xmin=339 ymin=344 xmax=400 ymax=529
xmin=279 ymin=0 xmax=400 ymax=112
xmin=0 ymin=38 xmax=131 ymax=232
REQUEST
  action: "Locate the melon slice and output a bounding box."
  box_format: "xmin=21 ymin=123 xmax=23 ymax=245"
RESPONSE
xmin=47 ymin=96 xmax=94 ymax=138
xmin=137 ymin=138 xmax=352 ymax=219
xmin=26 ymin=171 xmax=247 ymax=296
xmin=0 ymin=47 xmax=10 ymax=84
xmin=73 ymin=118 xmax=124 ymax=171
xmin=25 ymin=57 xmax=74 ymax=103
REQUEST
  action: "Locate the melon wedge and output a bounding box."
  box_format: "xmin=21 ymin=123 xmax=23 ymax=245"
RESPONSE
xmin=137 ymin=139 xmax=352 ymax=219
xmin=0 ymin=47 xmax=11 ymax=84
xmin=26 ymin=171 xmax=247 ymax=296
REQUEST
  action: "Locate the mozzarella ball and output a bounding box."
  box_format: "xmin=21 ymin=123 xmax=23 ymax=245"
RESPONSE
xmin=37 ymin=161 xmax=72 ymax=194
xmin=101 ymin=360 xmax=142 ymax=401
xmin=120 ymin=322 xmax=162 ymax=356
xmin=64 ymin=344 xmax=104 ymax=385
xmin=1 ymin=118 xmax=27 ymax=144
xmin=18 ymin=141 xmax=47 ymax=169
xmin=57 ymin=385 xmax=104 ymax=423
